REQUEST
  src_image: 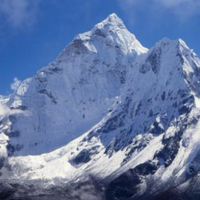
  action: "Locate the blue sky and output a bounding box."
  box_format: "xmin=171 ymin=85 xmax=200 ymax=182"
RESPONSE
xmin=0 ymin=0 xmax=200 ymax=95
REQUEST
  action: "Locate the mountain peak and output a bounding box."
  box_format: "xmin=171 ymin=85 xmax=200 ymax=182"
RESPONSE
xmin=154 ymin=37 xmax=177 ymax=48
xmin=107 ymin=13 xmax=123 ymax=23
xmin=74 ymin=13 xmax=126 ymax=41
xmin=150 ymin=37 xmax=193 ymax=58
xmin=177 ymin=38 xmax=192 ymax=52
xmin=73 ymin=13 xmax=147 ymax=56
xmin=178 ymin=38 xmax=188 ymax=46
xmin=93 ymin=13 xmax=126 ymax=32
xmin=155 ymin=37 xmax=190 ymax=51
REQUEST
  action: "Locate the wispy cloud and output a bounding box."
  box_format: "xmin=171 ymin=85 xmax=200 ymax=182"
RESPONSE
xmin=11 ymin=77 xmax=21 ymax=91
xmin=119 ymin=0 xmax=200 ymax=21
xmin=120 ymin=0 xmax=199 ymax=7
xmin=155 ymin=0 xmax=200 ymax=19
xmin=0 ymin=0 xmax=42 ymax=29
xmin=0 ymin=103 xmax=25 ymax=116
xmin=155 ymin=0 xmax=192 ymax=7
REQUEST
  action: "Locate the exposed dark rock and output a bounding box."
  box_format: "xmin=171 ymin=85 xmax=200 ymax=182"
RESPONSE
xmin=70 ymin=149 xmax=91 ymax=166
xmin=0 ymin=183 xmax=16 ymax=200
xmin=178 ymin=104 xmax=192 ymax=115
xmin=39 ymin=89 xmax=57 ymax=104
xmin=7 ymin=143 xmax=24 ymax=156
xmin=150 ymin=121 xmax=164 ymax=135
xmin=176 ymin=52 xmax=184 ymax=65
xmin=8 ymin=116 xmax=17 ymax=123
xmin=0 ymin=157 xmax=5 ymax=169
xmin=106 ymin=161 xmax=159 ymax=200
xmin=94 ymin=29 xmax=107 ymax=38
xmin=161 ymin=92 xmax=166 ymax=101
xmin=146 ymin=48 xmax=161 ymax=74
xmin=101 ymin=112 xmax=125 ymax=133
xmin=48 ymin=67 xmax=63 ymax=74
xmin=11 ymin=105 xmax=27 ymax=111
xmin=9 ymin=131 xmax=20 ymax=138
xmin=154 ymin=135 xmax=180 ymax=167
xmin=139 ymin=63 xmax=151 ymax=74
xmin=135 ymin=101 xmax=142 ymax=116
xmin=72 ymin=39 xmax=88 ymax=55
xmin=134 ymin=161 xmax=159 ymax=176
xmin=105 ymin=169 xmax=141 ymax=200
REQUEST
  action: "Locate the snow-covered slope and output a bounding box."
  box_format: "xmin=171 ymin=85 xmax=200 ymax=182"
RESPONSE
xmin=1 ymin=13 xmax=200 ymax=200
xmin=3 ymin=13 xmax=147 ymax=156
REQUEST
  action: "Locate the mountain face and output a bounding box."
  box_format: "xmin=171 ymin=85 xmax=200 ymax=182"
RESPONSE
xmin=2 ymin=13 xmax=147 ymax=157
xmin=1 ymin=13 xmax=200 ymax=200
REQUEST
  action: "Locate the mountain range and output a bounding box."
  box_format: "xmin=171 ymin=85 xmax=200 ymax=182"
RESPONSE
xmin=1 ymin=13 xmax=200 ymax=200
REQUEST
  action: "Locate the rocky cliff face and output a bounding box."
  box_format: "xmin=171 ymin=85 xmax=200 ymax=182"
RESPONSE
xmin=1 ymin=13 xmax=200 ymax=200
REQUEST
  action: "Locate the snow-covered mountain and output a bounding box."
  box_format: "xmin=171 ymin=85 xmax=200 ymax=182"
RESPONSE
xmin=1 ymin=13 xmax=200 ymax=200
